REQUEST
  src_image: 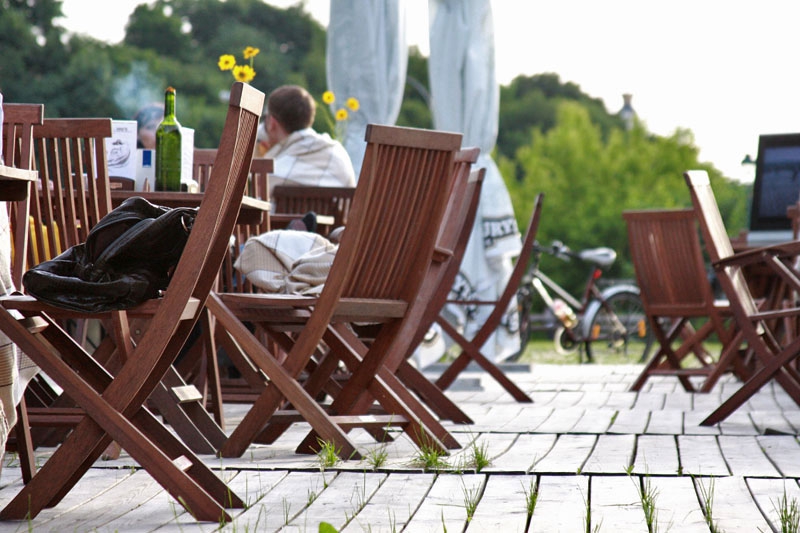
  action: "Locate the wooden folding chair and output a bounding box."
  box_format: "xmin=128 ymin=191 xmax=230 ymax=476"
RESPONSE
xmin=271 ymin=184 xmax=355 ymax=234
xmin=432 ymin=193 xmax=545 ymax=402
xmin=256 ymin=149 xmax=486 ymax=431
xmin=1 ymin=102 xmax=43 ymax=482
xmin=623 ymin=208 xmax=746 ymax=392
xmin=0 ymin=81 xmax=264 ymax=521
xmin=684 ymin=170 xmax=800 ymax=426
xmin=207 ymin=124 xmax=464 ymax=460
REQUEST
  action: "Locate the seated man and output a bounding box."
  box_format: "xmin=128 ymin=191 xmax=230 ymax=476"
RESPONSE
xmin=261 ymin=85 xmax=356 ymax=194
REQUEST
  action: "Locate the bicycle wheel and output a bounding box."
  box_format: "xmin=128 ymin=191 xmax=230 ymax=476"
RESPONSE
xmin=584 ymin=290 xmax=653 ymax=364
xmin=510 ymin=283 xmax=535 ymax=361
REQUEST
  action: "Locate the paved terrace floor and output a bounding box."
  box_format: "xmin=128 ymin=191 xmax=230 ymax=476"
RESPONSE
xmin=1 ymin=363 xmax=800 ymax=532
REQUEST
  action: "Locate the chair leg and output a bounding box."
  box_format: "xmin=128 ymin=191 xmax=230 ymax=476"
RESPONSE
xmin=436 ymin=317 xmax=532 ymax=402
xmin=702 ymin=336 xmax=800 ymax=425
xmin=396 ymin=359 xmax=474 ymax=424
xmin=0 ymin=308 xmax=244 ymax=521
xmin=207 ymin=295 xmax=361 ymax=460
xmin=12 ymin=397 xmax=36 ymax=484
xmin=294 ymin=323 xmax=458 ymax=453
xmin=200 ymin=309 xmax=225 ymax=428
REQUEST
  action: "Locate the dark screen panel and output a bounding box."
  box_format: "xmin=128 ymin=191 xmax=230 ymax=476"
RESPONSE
xmin=750 ymin=133 xmax=800 ymax=232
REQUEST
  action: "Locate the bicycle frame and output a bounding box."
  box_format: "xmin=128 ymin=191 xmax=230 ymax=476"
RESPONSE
xmin=528 ymin=263 xmax=604 ymax=331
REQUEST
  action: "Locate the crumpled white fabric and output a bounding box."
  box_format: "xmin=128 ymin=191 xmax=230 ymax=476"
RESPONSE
xmin=234 ymin=230 xmax=337 ymax=295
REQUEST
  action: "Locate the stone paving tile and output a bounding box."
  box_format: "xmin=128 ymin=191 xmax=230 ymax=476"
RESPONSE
xmin=7 ymin=363 xmax=800 ymax=532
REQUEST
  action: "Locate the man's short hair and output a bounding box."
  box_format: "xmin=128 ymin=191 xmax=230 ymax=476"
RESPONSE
xmin=267 ymin=85 xmax=316 ymax=133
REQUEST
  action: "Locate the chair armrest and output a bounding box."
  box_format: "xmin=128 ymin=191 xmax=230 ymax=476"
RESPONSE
xmin=0 ymin=165 xmax=37 ymax=201
xmin=714 ymin=240 xmax=800 ymax=269
xmin=432 ymin=246 xmax=453 ymax=264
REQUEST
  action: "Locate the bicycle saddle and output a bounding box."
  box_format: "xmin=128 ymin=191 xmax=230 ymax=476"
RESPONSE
xmin=579 ymin=246 xmax=616 ymax=268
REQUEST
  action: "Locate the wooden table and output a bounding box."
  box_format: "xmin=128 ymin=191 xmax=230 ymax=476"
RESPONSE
xmin=110 ymin=190 xmax=271 ymax=226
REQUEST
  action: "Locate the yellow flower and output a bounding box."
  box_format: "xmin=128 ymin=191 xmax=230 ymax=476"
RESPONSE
xmin=319 ymin=90 xmax=359 ymax=141
xmin=346 ymin=97 xmax=360 ymax=112
xmin=243 ymin=46 xmax=260 ymax=60
xmin=218 ymin=54 xmax=236 ymax=71
xmin=218 ymin=46 xmax=258 ymax=82
xmin=233 ymin=65 xmax=255 ymax=83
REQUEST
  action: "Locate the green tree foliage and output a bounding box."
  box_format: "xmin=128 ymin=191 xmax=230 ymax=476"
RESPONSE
xmin=502 ymin=101 xmax=749 ymax=292
xmin=124 ymin=2 xmax=193 ymax=61
xmin=397 ymin=46 xmax=433 ymax=129
xmin=1 ymin=0 xmax=750 ymax=293
xmin=498 ymin=73 xmax=624 ymax=166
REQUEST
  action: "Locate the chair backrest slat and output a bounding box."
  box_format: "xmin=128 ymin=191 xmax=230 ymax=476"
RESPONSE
xmin=192 ymin=148 xmax=217 ymax=191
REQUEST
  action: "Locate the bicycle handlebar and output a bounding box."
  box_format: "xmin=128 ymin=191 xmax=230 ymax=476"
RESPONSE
xmin=534 ymin=240 xmax=617 ymax=268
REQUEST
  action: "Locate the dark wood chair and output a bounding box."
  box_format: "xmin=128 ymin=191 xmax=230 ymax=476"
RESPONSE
xmin=431 ymin=193 xmax=545 ymax=403
xmin=1 ymin=102 xmax=44 ymax=483
xmin=623 ymin=208 xmax=746 ymax=392
xmin=207 ymin=124 xmax=464 ymax=460
xmin=252 ymin=149 xmax=485 ymax=437
xmin=271 ymin=184 xmax=355 ymax=234
xmin=684 ymin=169 xmax=800 ymax=426
xmin=388 ymin=152 xmax=487 ymax=424
xmin=0 ymin=81 xmax=265 ymax=521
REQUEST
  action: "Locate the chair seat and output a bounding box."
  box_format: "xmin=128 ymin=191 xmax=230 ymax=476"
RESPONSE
xmin=219 ymin=292 xmax=407 ymax=322
xmin=3 ymin=293 xmax=201 ymax=321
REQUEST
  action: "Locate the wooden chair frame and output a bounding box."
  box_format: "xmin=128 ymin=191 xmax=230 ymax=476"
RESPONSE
xmin=432 ymin=193 xmax=545 ymax=403
xmin=1 ymin=102 xmax=44 ymax=483
xmin=623 ymin=208 xmax=745 ymax=392
xmin=685 ymin=170 xmax=800 ymax=426
xmin=250 ymin=149 xmax=485 ymax=437
xmin=208 ymin=124 xmax=464 ymax=460
xmin=0 ymin=82 xmax=265 ymax=521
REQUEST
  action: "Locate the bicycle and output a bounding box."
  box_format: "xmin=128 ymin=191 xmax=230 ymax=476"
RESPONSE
xmin=516 ymin=240 xmax=653 ymax=363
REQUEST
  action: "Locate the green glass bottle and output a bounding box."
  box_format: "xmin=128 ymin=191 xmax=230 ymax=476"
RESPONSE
xmin=155 ymin=86 xmax=182 ymax=191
